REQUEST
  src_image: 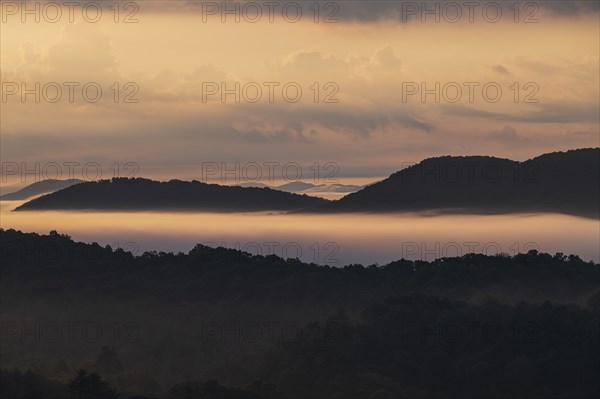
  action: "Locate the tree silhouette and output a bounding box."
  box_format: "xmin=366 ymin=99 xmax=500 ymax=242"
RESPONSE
xmin=67 ymin=369 xmax=118 ymax=399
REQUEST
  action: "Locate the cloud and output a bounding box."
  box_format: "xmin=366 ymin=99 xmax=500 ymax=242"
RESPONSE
xmin=29 ymin=0 xmax=597 ymax=23
xmin=6 ymin=22 xmax=120 ymax=85
xmin=488 ymin=126 xmax=531 ymax=145
xmin=45 ymin=24 xmax=117 ymax=78
xmin=444 ymin=103 xmax=600 ymax=124
xmin=177 ymin=0 xmax=599 ymax=23
xmin=298 ymin=1 xmax=599 ymax=22
xmin=492 ymin=65 xmax=510 ymax=76
xmin=278 ymin=50 xmax=350 ymax=78
xmin=372 ymin=45 xmax=401 ymax=69
xmin=227 ymin=101 xmax=435 ymax=142
xmin=143 ymin=65 xmax=228 ymax=102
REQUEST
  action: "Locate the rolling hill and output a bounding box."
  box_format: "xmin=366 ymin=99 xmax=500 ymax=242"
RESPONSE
xmin=12 ymin=149 xmax=599 ymax=217
xmin=0 ymin=179 xmax=84 ymax=200
xmin=14 ymin=178 xmax=329 ymax=212
xmin=308 ymin=148 xmax=599 ymax=217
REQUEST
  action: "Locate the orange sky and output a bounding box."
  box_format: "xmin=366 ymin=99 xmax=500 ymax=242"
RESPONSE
xmin=1 ymin=1 xmax=598 ymax=185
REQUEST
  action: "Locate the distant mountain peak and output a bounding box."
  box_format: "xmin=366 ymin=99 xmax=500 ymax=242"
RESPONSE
xmin=1 ymin=179 xmax=84 ymax=201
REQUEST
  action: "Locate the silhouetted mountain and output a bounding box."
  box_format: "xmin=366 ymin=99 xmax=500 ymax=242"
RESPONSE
xmin=304 ymin=183 xmax=364 ymax=194
xmin=10 ymin=149 xmax=599 ymax=215
xmin=236 ymin=181 xmax=364 ymax=195
xmin=14 ymin=178 xmax=329 ymax=212
xmin=0 ymin=179 xmax=84 ymax=201
xmin=275 ymin=181 xmax=318 ymax=192
xmin=309 ymin=148 xmax=599 ymax=217
xmin=237 ymin=182 xmax=271 ymax=189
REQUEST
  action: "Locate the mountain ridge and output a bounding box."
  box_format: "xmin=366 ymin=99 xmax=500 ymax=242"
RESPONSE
xmin=14 ymin=177 xmax=329 ymax=212
xmin=13 ymin=148 xmax=599 ymax=217
xmin=0 ymin=179 xmax=84 ymax=200
xmin=306 ymin=148 xmax=599 ymax=218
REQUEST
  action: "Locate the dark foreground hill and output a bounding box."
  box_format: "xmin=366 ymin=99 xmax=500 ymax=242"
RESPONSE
xmin=14 ymin=178 xmax=329 ymax=212
xmin=1 ymin=229 xmax=598 ymax=398
xmin=309 ymin=148 xmax=599 ymax=217
xmin=0 ymin=179 xmax=84 ymax=201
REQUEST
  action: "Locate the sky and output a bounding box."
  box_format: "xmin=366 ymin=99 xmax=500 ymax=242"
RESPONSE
xmin=1 ymin=0 xmax=599 ymax=186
